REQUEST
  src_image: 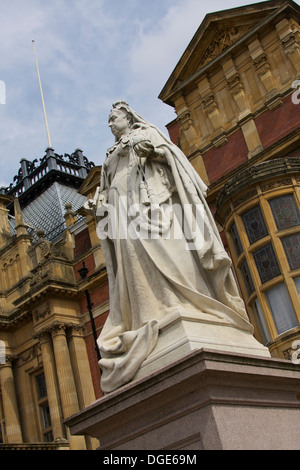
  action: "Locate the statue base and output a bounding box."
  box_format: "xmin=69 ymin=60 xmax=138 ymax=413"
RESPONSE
xmin=134 ymin=310 xmax=270 ymax=381
xmin=65 ymin=348 xmax=300 ymax=450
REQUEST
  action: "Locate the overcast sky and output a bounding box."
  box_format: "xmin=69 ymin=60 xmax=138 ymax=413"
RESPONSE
xmin=0 ymin=0 xmax=290 ymax=187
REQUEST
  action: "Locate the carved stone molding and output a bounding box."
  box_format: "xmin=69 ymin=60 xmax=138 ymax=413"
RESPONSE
xmin=177 ymin=110 xmax=194 ymax=131
xmin=34 ymin=321 xmax=85 ymax=341
xmin=200 ymin=26 xmax=252 ymax=67
xmin=283 ymin=342 xmax=300 ymax=363
xmin=29 ymin=264 xmax=52 ymax=287
xmin=33 ymin=329 xmax=51 ymax=343
xmin=232 ymin=189 xmax=257 ymax=209
xmin=33 ymin=301 xmax=51 ymax=322
xmin=201 ymin=92 xmax=218 ymax=114
xmin=281 ymin=31 xmax=300 ymax=56
xmin=226 ymin=72 xmax=244 ymax=94
xmin=260 ymin=178 xmax=292 ymax=193
xmin=14 ymin=344 xmax=40 ymax=365
xmin=67 ymin=323 xmax=86 ymax=338
xmin=0 ymin=353 xmax=18 ymax=367
xmin=253 ymin=53 xmax=271 ymax=77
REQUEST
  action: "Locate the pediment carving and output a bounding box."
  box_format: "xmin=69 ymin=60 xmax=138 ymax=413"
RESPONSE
xmin=159 ymin=1 xmax=285 ymax=106
xmin=199 ymin=25 xmax=253 ymax=68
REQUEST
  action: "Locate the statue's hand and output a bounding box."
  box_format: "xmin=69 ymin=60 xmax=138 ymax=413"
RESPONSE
xmin=133 ymin=140 xmax=156 ymax=158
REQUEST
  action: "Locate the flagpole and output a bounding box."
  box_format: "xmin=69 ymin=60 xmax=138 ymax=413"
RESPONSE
xmin=32 ymin=40 xmax=52 ymax=148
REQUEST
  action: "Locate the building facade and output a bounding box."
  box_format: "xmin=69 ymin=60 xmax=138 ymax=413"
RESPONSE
xmin=160 ymin=0 xmax=300 ymax=359
xmin=0 ymin=149 xmax=103 ymax=449
xmin=0 ymin=0 xmax=300 ymax=450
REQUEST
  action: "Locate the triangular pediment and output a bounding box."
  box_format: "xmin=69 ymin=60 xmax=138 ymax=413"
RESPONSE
xmin=159 ymin=0 xmax=300 ymax=106
xmin=196 ymin=23 xmax=255 ymax=69
xmin=78 ymin=165 xmax=101 ymax=199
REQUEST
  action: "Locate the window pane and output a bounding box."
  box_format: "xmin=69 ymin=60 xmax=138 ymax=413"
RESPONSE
xmin=252 ymin=299 xmax=270 ymax=345
xmin=240 ymin=260 xmax=255 ymax=296
xmin=40 ymin=403 xmax=51 ymax=429
xmin=229 ymin=222 xmax=243 ymax=257
xmin=266 ymin=283 xmax=298 ymax=334
xmin=294 ymin=276 xmax=300 ymax=298
xmin=44 ymin=430 xmax=54 ymax=443
xmin=253 ymin=243 xmax=281 ymax=283
xmin=269 ymin=195 xmax=300 ymax=230
xmin=281 ymin=233 xmax=300 ymax=270
xmin=242 ymin=206 xmax=268 ymax=244
xmin=36 ymin=373 xmax=47 ymax=399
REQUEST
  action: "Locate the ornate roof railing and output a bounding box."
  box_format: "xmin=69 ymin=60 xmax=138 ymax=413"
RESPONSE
xmin=0 ymin=147 xmax=94 ymax=198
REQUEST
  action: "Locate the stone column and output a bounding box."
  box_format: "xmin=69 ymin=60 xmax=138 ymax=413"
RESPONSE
xmin=0 ymin=356 xmax=23 ymax=443
xmin=38 ymin=332 xmax=65 ymax=440
xmin=67 ymin=325 xmax=96 ymax=409
xmin=68 ymin=325 xmax=99 ymax=449
xmin=51 ymin=323 xmax=86 ymax=450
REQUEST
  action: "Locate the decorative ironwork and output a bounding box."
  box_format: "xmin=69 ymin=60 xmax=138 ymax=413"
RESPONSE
xmin=0 ymin=148 xmax=95 ymax=199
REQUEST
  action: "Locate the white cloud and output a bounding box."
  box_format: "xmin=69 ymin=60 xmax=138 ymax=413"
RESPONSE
xmin=0 ymin=0 xmax=297 ymax=187
xmin=127 ymin=0 xmax=205 ymax=93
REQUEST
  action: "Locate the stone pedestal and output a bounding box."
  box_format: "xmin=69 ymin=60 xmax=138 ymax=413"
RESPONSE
xmin=65 ymin=348 xmax=300 ymax=450
xmin=135 ymin=311 xmax=270 ymax=381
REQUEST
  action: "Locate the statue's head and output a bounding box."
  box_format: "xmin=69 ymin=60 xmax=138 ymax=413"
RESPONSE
xmin=112 ymin=99 xmax=132 ymax=116
xmin=108 ymin=100 xmax=152 ymax=141
xmin=108 ymin=101 xmax=134 ymax=139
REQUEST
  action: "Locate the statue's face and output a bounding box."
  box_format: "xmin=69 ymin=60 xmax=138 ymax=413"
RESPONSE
xmin=108 ymin=110 xmax=131 ymax=139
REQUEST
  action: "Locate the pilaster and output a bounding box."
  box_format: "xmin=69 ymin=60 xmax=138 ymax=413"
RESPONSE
xmin=276 ymin=18 xmax=300 ymax=78
xmin=0 ymin=355 xmax=23 ymax=443
xmin=173 ymin=92 xmax=200 ymax=154
xmin=222 ymin=57 xmax=263 ymax=158
xmin=36 ymin=331 xmax=65 ymax=440
xmin=248 ymin=38 xmax=282 ymax=110
xmin=50 ymin=322 xmax=86 ymax=450
xmin=198 ymin=76 xmax=228 ymax=147
xmin=67 ymin=325 xmax=96 ymax=409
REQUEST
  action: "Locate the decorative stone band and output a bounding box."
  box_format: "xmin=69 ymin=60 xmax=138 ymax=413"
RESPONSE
xmin=33 ymin=321 xmax=86 ymax=341
xmin=215 ymin=157 xmax=300 ymax=223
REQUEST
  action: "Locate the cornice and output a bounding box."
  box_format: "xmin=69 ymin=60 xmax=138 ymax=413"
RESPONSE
xmin=0 ymin=309 xmax=32 ymax=330
xmin=215 ymin=156 xmax=300 ymax=217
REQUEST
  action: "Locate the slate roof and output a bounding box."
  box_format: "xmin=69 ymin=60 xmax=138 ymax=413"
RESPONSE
xmin=1 ymin=148 xmax=94 ymax=241
xmin=21 ymin=182 xmax=87 ymax=241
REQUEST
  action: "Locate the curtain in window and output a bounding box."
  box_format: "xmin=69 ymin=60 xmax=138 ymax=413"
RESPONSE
xmin=266 ymin=283 xmax=298 ymax=334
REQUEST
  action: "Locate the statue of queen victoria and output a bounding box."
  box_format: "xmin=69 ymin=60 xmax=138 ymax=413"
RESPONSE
xmin=85 ymin=100 xmax=269 ymax=393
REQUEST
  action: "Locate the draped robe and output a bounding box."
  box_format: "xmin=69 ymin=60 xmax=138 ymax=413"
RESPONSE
xmin=94 ymin=122 xmax=252 ymax=393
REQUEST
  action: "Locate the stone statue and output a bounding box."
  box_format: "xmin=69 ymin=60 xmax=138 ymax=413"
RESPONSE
xmin=85 ymin=100 xmax=269 ymax=393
